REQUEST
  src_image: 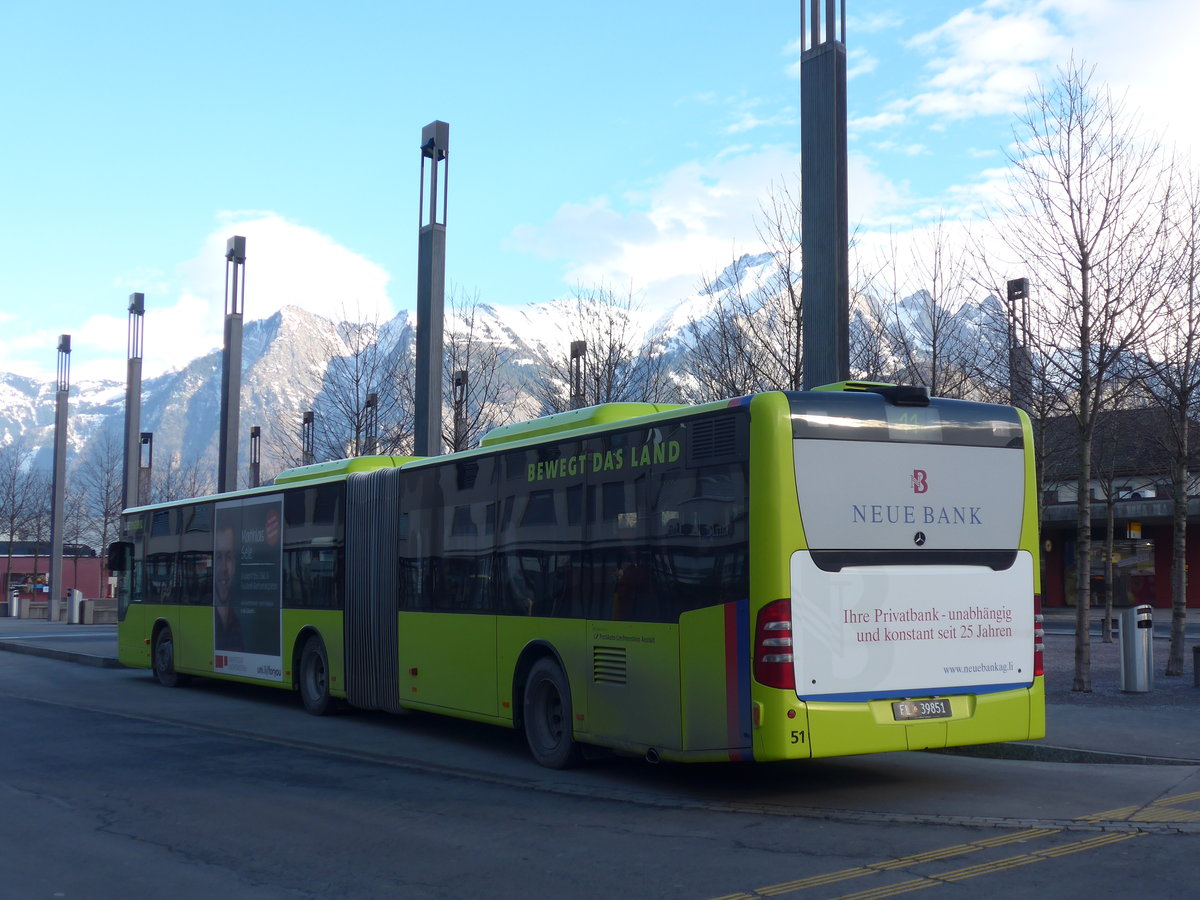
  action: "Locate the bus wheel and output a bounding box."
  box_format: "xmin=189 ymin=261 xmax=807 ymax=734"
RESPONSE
xmin=523 ymin=658 xmax=582 ymax=769
xmin=152 ymin=627 xmax=187 ymax=688
xmin=299 ymin=635 xmax=334 ymax=716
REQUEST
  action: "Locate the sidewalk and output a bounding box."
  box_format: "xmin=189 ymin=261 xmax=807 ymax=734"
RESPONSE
xmin=0 ymin=617 xmax=120 ymax=668
xmin=0 ymin=614 xmax=1197 ymax=765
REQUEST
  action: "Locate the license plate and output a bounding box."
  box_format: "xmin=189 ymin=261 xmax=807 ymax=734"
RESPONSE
xmin=892 ymin=699 xmax=952 ymax=721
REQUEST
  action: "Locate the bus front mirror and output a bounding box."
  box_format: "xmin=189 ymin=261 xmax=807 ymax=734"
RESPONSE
xmin=106 ymin=541 xmax=133 ymax=573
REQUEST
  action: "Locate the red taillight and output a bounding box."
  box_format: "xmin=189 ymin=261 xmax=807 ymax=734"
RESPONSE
xmin=755 ymin=598 xmax=796 ymax=690
xmin=1033 ymin=593 xmax=1044 ymax=677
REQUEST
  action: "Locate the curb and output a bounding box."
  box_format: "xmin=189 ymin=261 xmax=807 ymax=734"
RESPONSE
xmin=0 ymin=640 xmax=123 ymax=669
xmin=936 ymin=741 xmax=1200 ymax=767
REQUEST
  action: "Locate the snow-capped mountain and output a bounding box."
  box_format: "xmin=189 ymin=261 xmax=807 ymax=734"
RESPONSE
xmin=0 ymin=252 xmax=1005 ymax=493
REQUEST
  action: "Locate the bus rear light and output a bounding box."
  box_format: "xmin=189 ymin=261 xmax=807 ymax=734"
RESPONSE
xmin=755 ymin=599 xmax=796 ymax=690
xmin=1033 ymin=594 xmax=1044 ymax=677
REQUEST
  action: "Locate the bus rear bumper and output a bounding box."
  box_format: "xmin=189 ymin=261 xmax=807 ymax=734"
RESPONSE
xmin=751 ymin=678 xmax=1045 ymax=761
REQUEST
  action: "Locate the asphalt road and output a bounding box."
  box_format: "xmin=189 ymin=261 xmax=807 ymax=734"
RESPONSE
xmin=3 ymin=650 xmax=1200 ymax=899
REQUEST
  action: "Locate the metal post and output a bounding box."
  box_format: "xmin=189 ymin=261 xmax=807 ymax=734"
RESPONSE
xmin=138 ymin=433 xmax=153 ymax=507
xmin=122 ymin=293 xmax=145 ymax=513
xmin=218 ymin=236 xmax=247 ymax=493
xmin=570 ymin=341 xmax=586 ymax=410
xmin=302 ymin=411 xmax=315 ymax=466
xmin=364 ymin=393 xmax=378 ymax=456
xmin=800 ymin=0 xmax=849 ymax=389
xmin=452 ymin=370 xmax=468 ymax=452
xmin=49 ymin=335 xmax=71 ymax=622
xmin=414 ymin=121 xmax=449 ymax=457
xmin=249 ymin=426 xmax=261 ymax=489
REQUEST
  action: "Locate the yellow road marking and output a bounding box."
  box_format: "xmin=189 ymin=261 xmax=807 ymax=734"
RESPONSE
xmin=710 ymin=789 xmax=1200 ymax=900
xmin=832 ymin=833 xmax=1140 ymax=900
xmin=706 ymin=828 xmax=1058 ymax=900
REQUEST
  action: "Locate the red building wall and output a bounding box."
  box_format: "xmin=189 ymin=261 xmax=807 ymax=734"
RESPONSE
xmin=2 ymin=557 xmax=105 ymax=600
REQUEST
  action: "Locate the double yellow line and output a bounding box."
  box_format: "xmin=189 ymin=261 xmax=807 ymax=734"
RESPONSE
xmin=711 ymin=791 xmax=1200 ymax=900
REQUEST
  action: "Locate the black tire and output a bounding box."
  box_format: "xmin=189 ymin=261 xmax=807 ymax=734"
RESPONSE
xmin=299 ymin=635 xmax=334 ymax=716
xmin=523 ymin=658 xmax=582 ymax=769
xmin=152 ymin=626 xmax=187 ymax=688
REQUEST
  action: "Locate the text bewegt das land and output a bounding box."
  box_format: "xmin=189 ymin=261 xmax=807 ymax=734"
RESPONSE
xmin=844 ymin=604 xmax=1014 ymax=643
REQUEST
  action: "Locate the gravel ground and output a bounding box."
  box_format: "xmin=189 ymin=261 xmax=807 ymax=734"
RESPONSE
xmin=1042 ymin=630 xmax=1200 ymax=709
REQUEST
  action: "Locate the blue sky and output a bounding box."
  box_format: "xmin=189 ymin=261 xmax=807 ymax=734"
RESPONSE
xmin=2 ymin=0 xmax=1197 ymax=383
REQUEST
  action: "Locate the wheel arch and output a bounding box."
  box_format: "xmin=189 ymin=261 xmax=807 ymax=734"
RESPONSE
xmin=150 ymin=616 xmax=172 ymax=646
xmin=290 ymin=625 xmax=326 ymax=691
xmin=511 ymin=640 xmax=568 ymax=732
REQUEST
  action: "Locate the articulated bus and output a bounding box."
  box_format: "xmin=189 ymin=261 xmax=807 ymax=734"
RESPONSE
xmin=111 ymin=383 xmax=1044 ymax=767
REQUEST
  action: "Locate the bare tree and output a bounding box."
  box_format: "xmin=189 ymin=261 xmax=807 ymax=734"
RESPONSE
xmin=64 ymin=489 xmax=91 ymax=591
xmin=999 ymin=59 xmax=1169 ymax=691
xmin=1 ymin=439 xmax=36 ymax=577
xmin=684 ymin=255 xmax=772 ymax=400
xmin=316 ymin=315 xmax=412 ymax=460
xmin=968 ymin=257 xmax=1074 ymax=606
xmin=864 ymin=220 xmax=984 ymax=398
xmin=24 ymin=470 xmax=52 ymax=580
xmin=75 ymin=427 xmax=124 ymax=556
xmin=267 ymin=308 xmax=415 ymax=469
xmin=442 ymin=291 xmax=520 ymax=452
xmin=533 ymin=285 xmax=674 ymax=414
xmin=685 ymin=180 xmax=804 ymax=401
xmin=849 ymin=287 xmax=901 ymax=384
xmin=153 ymin=452 xmax=214 ymax=503
xmin=1138 ymin=164 xmax=1200 ymax=676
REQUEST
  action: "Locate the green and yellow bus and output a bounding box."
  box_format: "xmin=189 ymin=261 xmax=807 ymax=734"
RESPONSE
xmin=111 ymin=383 xmax=1044 ymax=767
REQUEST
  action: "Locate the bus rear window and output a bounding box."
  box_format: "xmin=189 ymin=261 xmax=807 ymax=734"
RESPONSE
xmin=788 ymin=391 xmax=1022 ymax=449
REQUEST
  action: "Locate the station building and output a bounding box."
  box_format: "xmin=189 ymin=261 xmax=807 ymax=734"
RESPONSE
xmin=1038 ymin=408 xmax=1200 ymax=610
xmin=1 ymin=540 xmax=105 ymax=615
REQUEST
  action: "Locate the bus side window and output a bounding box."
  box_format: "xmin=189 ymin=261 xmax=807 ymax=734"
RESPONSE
xmin=145 ymin=508 xmax=179 ymax=604
xmin=283 ymin=484 xmax=346 ymax=610
xmin=178 ymin=503 xmax=214 ymax=605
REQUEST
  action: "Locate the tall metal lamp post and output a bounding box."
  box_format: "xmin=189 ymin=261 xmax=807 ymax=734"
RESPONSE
xmin=414 ymin=120 xmax=449 ymax=457
xmin=122 ymin=293 xmax=145 ymax=512
xmin=800 ymin=0 xmax=849 ymax=389
xmin=48 ymin=335 xmax=71 ymax=621
xmin=218 ymin=236 xmax=246 ymax=493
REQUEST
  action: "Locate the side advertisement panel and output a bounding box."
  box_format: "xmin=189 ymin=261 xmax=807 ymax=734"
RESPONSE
xmin=214 ymin=496 xmax=284 ymax=682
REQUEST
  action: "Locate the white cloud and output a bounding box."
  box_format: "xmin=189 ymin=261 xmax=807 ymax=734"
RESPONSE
xmin=873 ymin=141 xmax=929 ymax=157
xmin=178 ymin=214 xmax=392 ymax=327
xmin=151 ymin=213 xmax=393 ymax=378
xmin=509 ymin=142 xmax=919 ymax=312
xmin=9 ymin=215 xmax=394 ymax=384
xmin=846 ymin=48 xmax=880 ymax=81
xmin=510 ymin=147 xmax=803 ymax=309
xmin=850 ymin=111 xmax=906 ymax=133
xmin=847 ymin=152 xmax=913 ymax=229
xmin=850 ymin=10 xmax=905 ymax=35
xmin=1060 ymin=0 xmax=1200 ymax=163
xmin=901 ymin=2 xmax=1070 ymax=120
